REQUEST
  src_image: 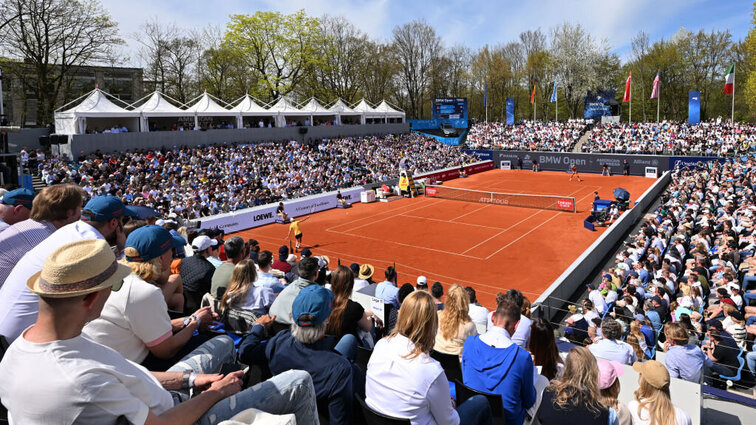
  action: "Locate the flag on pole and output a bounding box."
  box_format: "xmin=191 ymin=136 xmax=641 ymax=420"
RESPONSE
xmin=530 ymin=80 xmax=537 ymax=104
xmin=622 ymin=72 xmax=632 ymax=103
xmin=723 ymin=64 xmax=734 ymax=94
xmin=484 ymin=83 xmax=488 ymax=106
xmin=650 ymin=72 xmax=660 ymax=99
xmin=550 ymin=80 xmax=557 ymax=103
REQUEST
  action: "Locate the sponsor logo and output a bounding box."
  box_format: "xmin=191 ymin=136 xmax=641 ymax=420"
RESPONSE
xmin=426 ymin=187 xmax=438 ymax=196
xmin=556 ymin=199 xmax=574 ymax=210
xmin=217 ymin=222 xmax=240 ymax=229
xmin=479 ymin=197 xmax=509 ymax=205
xmin=253 ymin=212 xmax=274 ymax=222
xmin=539 ymin=155 xmax=586 ymax=166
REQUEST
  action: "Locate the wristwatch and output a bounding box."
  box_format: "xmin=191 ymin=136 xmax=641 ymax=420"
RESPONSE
xmin=183 ymin=315 xmax=199 ymax=328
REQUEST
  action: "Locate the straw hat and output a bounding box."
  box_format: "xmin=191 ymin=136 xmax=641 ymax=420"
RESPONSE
xmin=632 ymin=360 xmax=670 ymax=389
xmin=27 ymin=239 xmax=131 ymax=298
xmin=358 ymin=264 xmax=374 ymax=279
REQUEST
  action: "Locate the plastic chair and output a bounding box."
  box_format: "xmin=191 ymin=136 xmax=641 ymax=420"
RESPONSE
xmin=601 ymin=302 xmax=615 ymax=319
xmin=719 ymin=347 xmax=746 ymax=385
xmin=431 ymin=350 xmax=463 ymax=383
xmin=356 ymin=394 xmax=411 ymax=425
xmin=454 ymin=379 xmax=507 ymax=424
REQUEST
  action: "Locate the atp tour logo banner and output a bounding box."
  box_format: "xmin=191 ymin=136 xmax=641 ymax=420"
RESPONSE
xmin=493 ymin=151 xmax=668 ymax=176
xmin=198 ymin=187 xmax=363 ymax=233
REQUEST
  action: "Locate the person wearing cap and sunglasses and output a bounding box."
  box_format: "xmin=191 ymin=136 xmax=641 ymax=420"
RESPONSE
xmin=83 ymin=225 xmax=219 ymax=371
xmin=0 ymin=195 xmax=137 ymax=343
xmin=0 ymin=188 xmax=36 ymax=233
xmin=0 ymin=239 xmax=319 ymax=425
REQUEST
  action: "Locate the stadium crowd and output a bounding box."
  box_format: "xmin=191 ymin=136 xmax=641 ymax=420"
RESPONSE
xmin=3 ymin=181 xmax=730 ymax=424
xmin=466 ymin=120 xmax=588 ymax=151
xmin=581 ymin=119 xmax=756 ymax=155
xmin=29 ymin=133 xmax=474 ymax=220
xmin=564 ymin=157 xmax=756 ymax=394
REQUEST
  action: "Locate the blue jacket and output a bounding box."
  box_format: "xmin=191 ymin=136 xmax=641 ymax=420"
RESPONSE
xmin=461 ymin=335 xmax=537 ymax=425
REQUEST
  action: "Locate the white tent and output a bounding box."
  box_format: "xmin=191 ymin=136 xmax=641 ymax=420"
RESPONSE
xmin=185 ymin=92 xmax=239 ymax=129
xmin=329 ymin=99 xmax=362 ymax=124
xmin=54 ymin=88 xmax=139 ymax=135
xmin=298 ymin=98 xmax=337 ymax=125
xmin=268 ymin=97 xmax=309 ymax=127
xmin=374 ymin=100 xmax=405 ymax=123
xmin=231 ymin=95 xmax=277 ymax=128
xmin=352 ymin=99 xmax=383 ymax=124
xmin=131 ymin=91 xmax=192 ymax=132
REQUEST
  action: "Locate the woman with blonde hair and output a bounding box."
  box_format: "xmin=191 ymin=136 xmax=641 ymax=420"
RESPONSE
xmin=219 ymin=259 xmax=275 ymax=318
xmin=434 ymin=284 xmax=478 ymax=359
xmin=534 ymin=346 xmax=618 ymax=425
xmin=628 ymin=361 xmax=692 ymax=425
xmin=365 ymin=290 xmax=493 ymax=424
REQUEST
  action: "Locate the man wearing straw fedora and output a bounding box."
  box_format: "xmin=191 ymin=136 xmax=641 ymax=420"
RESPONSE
xmin=0 ymin=239 xmax=319 ymax=424
xmin=0 ymin=195 xmax=136 ymax=342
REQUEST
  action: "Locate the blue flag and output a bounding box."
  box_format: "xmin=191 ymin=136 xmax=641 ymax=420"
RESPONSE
xmin=550 ymin=81 xmax=557 ymax=103
xmin=484 ymin=83 xmax=488 ymax=106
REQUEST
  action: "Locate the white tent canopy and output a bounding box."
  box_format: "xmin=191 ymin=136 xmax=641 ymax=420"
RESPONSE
xmin=374 ymin=100 xmax=406 ymax=122
xmin=185 ymin=92 xmax=238 ymax=129
xmin=329 ymin=99 xmax=362 ymax=124
xmin=54 ymin=88 xmax=139 ymax=134
xmin=268 ymin=97 xmax=308 ymax=127
xmin=352 ymin=99 xmax=383 ymax=124
xmin=131 ymin=91 xmax=192 ymax=132
xmin=299 ymin=98 xmax=337 ymax=125
xmin=231 ymin=95 xmax=277 ymax=128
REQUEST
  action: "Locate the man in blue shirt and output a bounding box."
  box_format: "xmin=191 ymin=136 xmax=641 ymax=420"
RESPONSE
xmin=375 ymin=266 xmax=400 ymax=309
xmin=462 ymin=298 xmax=536 ymax=425
xmin=663 ymin=322 xmax=710 ymax=383
xmin=588 ymin=318 xmax=638 ymax=365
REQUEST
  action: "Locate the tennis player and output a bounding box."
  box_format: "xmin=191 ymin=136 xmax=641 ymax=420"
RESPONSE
xmin=569 ymin=164 xmax=582 ymax=182
xmin=286 ymin=215 xmax=311 ymax=251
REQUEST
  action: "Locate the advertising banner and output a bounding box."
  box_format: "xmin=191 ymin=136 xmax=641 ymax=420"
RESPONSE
xmin=688 ymin=91 xmax=701 ymax=125
xmin=506 ymin=98 xmax=515 ymax=125
xmin=461 ymin=149 xmax=494 ymax=161
xmin=584 ymin=90 xmax=616 ymax=120
xmin=492 ymin=151 xmax=667 ymax=176
xmin=668 ymin=156 xmax=726 ymax=170
xmin=415 ymin=161 xmax=494 ymax=182
xmin=198 ymin=186 xmax=363 ymax=233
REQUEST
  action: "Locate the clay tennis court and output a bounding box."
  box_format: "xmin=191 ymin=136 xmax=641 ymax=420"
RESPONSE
xmin=231 ymin=169 xmax=656 ymax=309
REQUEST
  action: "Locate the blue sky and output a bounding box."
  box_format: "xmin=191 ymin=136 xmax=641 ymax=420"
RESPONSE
xmin=102 ymin=0 xmax=752 ymax=65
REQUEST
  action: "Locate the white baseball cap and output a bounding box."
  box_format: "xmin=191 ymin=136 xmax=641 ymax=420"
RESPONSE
xmin=192 ymin=235 xmax=218 ymax=251
xmin=417 ymin=275 xmax=427 ymax=285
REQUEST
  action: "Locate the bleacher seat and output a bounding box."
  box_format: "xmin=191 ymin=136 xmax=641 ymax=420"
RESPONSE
xmin=356 ymin=346 xmax=373 ymax=373
xmin=431 ymin=350 xmax=463 ymax=383
xmin=356 ymin=394 xmax=411 ymax=425
xmin=454 ymin=379 xmax=506 ymax=424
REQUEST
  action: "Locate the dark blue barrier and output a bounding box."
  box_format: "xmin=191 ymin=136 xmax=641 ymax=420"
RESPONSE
xmin=22 ymin=174 xmax=33 ymax=191
xmin=668 ymin=156 xmax=726 ymax=169
xmin=461 ymin=149 xmax=493 ymax=161
xmin=408 ymin=118 xmax=468 ymax=130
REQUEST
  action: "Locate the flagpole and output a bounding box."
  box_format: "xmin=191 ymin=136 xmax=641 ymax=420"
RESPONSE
xmin=732 ymin=68 xmax=735 ymax=137
xmin=657 ymin=81 xmax=660 ymax=122
xmin=629 ymin=83 xmax=632 ymax=125
xmin=556 ymin=86 xmax=558 ymax=122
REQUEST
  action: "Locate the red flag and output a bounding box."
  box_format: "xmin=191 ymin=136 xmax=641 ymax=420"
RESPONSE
xmin=650 ymin=72 xmax=660 ymax=99
xmin=530 ymin=81 xmax=537 ymax=104
xmin=622 ymin=72 xmax=632 ymax=103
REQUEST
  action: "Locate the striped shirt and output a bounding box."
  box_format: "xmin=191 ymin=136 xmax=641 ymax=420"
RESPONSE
xmin=0 ymin=219 xmax=56 ymax=288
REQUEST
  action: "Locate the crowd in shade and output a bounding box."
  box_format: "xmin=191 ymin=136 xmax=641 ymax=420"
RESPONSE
xmin=564 ymin=158 xmax=756 ymax=392
xmin=466 ymin=120 xmax=588 ymax=151
xmin=581 ymin=119 xmax=756 ymax=155
xmin=29 ymin=133 xmax=474 ymax=220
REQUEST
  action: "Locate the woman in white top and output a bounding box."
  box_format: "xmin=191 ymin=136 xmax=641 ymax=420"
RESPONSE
xmin=365 ymin=290 xmax=493 ymax=425
xmin=628 ymin=361 xmax=692 ymax=425
xmin=219 ymin=259 xmax=276 ymax=317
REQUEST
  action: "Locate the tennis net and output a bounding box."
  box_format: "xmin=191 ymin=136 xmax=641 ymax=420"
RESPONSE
xmin=424 ymin=185 xmax=577 ymax=212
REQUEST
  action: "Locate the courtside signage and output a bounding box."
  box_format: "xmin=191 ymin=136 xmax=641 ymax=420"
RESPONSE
xmin=426 ymin=187 xmax=438 ymax=196
xmin=556 ymin=198 xmax=575 ymax=211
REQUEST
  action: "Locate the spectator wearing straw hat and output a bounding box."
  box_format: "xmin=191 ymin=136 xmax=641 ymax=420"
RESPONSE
xmin=0 ymin=239 xmax=319 ymax=425
xmin=0 ymin=195 xmax=136 ymax=342
xmin=84 ymin=225 xmax=218 ymax=371
xmin=628 ymin=361 xmax=692 ymax=425
xmin=0 ymin=188 xmax=36 ymax=233
xmin=354 ymin=263 xmax=376 ymax=295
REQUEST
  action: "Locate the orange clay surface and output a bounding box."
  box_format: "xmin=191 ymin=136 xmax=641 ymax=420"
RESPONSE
xmin=230 ymin=169 xmax=655 ymax=310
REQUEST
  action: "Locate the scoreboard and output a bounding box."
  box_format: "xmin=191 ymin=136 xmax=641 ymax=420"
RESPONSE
xmin=433 ymin=98 xmax=467 ymax=120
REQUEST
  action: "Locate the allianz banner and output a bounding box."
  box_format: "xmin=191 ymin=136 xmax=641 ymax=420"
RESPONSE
xmin=198 ymin=186 xmax=364 ymax=233
xmin=688 ymin=91 xmax=701 ymax=125
xmin=506 ymin=98 xmax=515 ymax=125
xmin=492 ymin=151 xmax=668 ymax=176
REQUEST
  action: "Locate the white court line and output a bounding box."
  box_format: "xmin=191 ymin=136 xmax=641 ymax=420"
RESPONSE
xmin=399 ymin=213 xmax=505 ymax=230
xmin=337 ymin=229 xmax=484 ymax=260
xmin=483 ymin=187 xmax=600 ymax=260
xmin=327 ymin=197 xmax=439 ymax=233
xmin=460 ymin=185 xmax=589 ymax=255
xmin=449 ymin=203 xmax=491 ymax=221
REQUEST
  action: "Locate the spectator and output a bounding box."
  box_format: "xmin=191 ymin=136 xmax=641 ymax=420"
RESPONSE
xmin=255 ymin=250 xmax=286 ymax=293
xmin=210 ymin=236 xmax=246 ymax=300
xmin=587 ymin=283 xmax=608 ymax=316
xmin=385 ymin=283 xmax=415 ymax=334
xmin=272 ymin=245 xmax=292 ymax=274
xmin=416 ymin=275 xmax=429 ymax=291
xmin=366 ymin=290 xmax=493 ymax=424
xmin=326 ymin=265 xmax=378 ymax=350
xmin=466 ymin=286 xmax=489 ymax=328
xmin=0 ymin=184 xmax=85 ymax=287
xmin=507 ymin=288 xmax=533 ymax=349
xmin=462 ymin=297 xmax=536 ymax=425
xmin=662 ymin=322 xmax=709 ymax=383
xmin=628 ymin=360 xmax=692 ymax=425
xmin=219 ymin=259 xmax=276 ymax=318
xmin=83 ymin=225 xmax=217 ymax=371
xmin=702 ymin=328 xmax=741 ymax=387
xmin=0 ymin=239 xmax=318 ymax=424
xmin=0 ymin=195 xmax=135 ymax=342
xmin=435 ymin=284 xmax=478 ymax=359
xmin=0 ymin=188 xmax=35 ymax=233
xmin=180 ymin=235 xmax=218 ymax=313
xmin=589 ymin=318 xmax=638 ymax=365
xmin=353 ymin=263 xmax=374 ymax=294
xmin=269 ymin=256 xmax=320 ymax=327
xmin=597 ymin=360 xmax=632 ymax=425
xmin=529 ymin=318 xmax=564 ymax=380
xmin=375 ymin=266 xmax=400 ymax=309
xmin=431 ymin=281 xmax=445 ymax=309
xmin=534 ymin=347 xmax=616 ymax=424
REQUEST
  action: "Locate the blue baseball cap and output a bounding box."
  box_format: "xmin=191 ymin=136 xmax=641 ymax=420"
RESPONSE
xmin=82 ymin=196 xmax=138 ymax=222
xmin=1 ymin=188 xmax=35 ymax=209
xmin=125 ymin=225 xmax=184 ymax=262
xmin=292 ymin=285 xmax=334 ymax=327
